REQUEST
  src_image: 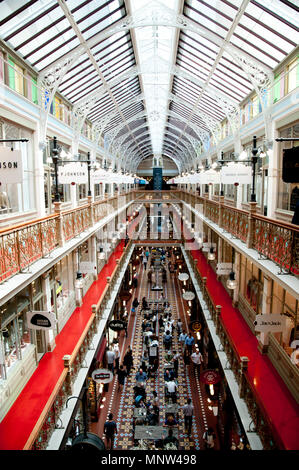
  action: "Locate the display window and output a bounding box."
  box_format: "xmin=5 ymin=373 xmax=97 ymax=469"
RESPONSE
xmin=277 ymin=122 xmax=299 ymax=212
xmin=0 ymin=295 xmax=31 ymax=379
xmin=55 ymin=256 xmax=74 ymax=312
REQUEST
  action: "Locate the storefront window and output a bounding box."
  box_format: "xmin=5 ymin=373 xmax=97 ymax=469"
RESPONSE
xmin=0 ymin=119 xmax=35 ymax=216
xmin=277 ymin=123 xmax=299 ymax=212
xmin=243 ymin=259 xmax=262 ymax=313
xmin=56 ymin=256 xmax=73 ymax=311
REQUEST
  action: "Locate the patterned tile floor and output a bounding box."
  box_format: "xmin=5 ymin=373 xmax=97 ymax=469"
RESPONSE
xmin=91 ymin=250 xmax=219 ymax=450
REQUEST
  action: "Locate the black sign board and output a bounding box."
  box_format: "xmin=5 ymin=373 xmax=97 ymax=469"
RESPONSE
xmin=108 ymin=319 xmax=126 ymax=331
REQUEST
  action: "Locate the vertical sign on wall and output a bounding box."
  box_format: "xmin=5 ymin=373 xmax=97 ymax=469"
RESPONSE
xmin=153 ymin=167 xmax=163 ymax=190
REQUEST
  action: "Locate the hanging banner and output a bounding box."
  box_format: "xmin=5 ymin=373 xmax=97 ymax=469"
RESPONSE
xmin=254 ymin=314 xmax=285 ymax=333
xmin=58 ymin=162 xmax=88 ymax=184
xmin=92 ymin=368 xmax=113 ymax=384
xmin=0 ymin=148 xmax=23 ymax=184
xmin=216 ymin=263 xmax=233 ymax=275
xmin=221 ymin=162 xmax=252 ymax=185
xmin=26 ymin=311 xmax=56 ymax=330
xmin=80 ymin=261 xmax=97 ymax=274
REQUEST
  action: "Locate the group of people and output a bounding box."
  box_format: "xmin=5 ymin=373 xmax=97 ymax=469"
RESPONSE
xmin=103 ymin=245 xmax=216 ymax=450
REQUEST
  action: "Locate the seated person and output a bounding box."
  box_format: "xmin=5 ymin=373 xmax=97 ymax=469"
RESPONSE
xmin=163 ymin=429 xmax=179 ymax=448
xmin=136 ymin=368 xmax=148 ymax=382
xmin=164 ymin=369 xmax=175 ymax=381
xmin=135 ymin=395 xmax=146 ymax=407
xmin=134 ymin=383 xmax=146 ymax=401
xmin=147 ymin=407 xmax=159 ymax=426
xmin=164 ymin=414 xmax=178 ymax=427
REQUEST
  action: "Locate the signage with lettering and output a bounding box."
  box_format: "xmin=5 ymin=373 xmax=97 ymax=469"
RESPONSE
xmin=58 ymin=162 xmax=88 ymax=184
xmin=200 ymin=169 xmax=220 ymax=185
xmin=216 ymin=263 xmax=233 ymax=275
xmin=254 ymin=314 xmax=285 ymax=333
xmin=202 ymin=243 xmax=216 ymax=252
xmin=200 ymin=369 xmax=222 ymax=385
xmin=26 ymin=311 xmax=56 ymax=330
xmin=92 ymin=368 xmax=113 ymax=384
xmin=108 ymin=319 xmax=126 ymax=331
xmin=190 ymin=320 xmax=202 ymax=332
xmin=221 ymin=163 xmax=252 ymax=185
xmin=0 ymin=148 xmax=23 ymax=184
xmin=80 ymin=261 xmax=97 ymax=274
xmin=183 ymin=291 xmax=195 ymax=301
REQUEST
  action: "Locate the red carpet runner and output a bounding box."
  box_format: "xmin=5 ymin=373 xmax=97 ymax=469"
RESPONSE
xmin=0 ymin=241 xmax=125 ymax=450
xmin=190 ymin=246 xmax=299 ymax=450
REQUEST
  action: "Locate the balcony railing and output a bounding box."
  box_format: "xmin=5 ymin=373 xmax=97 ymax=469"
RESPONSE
xmin=23 ymin=238 xmax=133 ymax=450
xmin=0 ymin=192 xmax=135 ymax=284
xmin=176 ymin=190 xmax=299 ymax=276
xmin=185 ymin=249 xmax=281 ymax=450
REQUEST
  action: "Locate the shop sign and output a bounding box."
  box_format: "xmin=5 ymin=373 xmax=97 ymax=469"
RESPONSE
xmin=216 ymin=263 xmax=232 ymax=275
xmin=200 ymin=169 xmax=220 ymax=185
xmin=183 ymin=291 xmax=195 ymax=301
xmin=80 ymin=261 xmax=97 ymax=274
xmin=202 ymin=243 xmax=216 ymax=252
xmin=108 ymin=319 xmax=126 ymax=331
xmin=178 ymin=273 xmax=189 ymax=281
xmin=58 ymin=162 xmax=88 ymax=184
xmin=190 ymin=320 xmax=201 ymax=332
xmin=26 ymin=311 xmax=56 ymax=330
xmin=254 ymin=314 xmax=285 ymax=333
xmin=200 ymin=369 xmax=222 ymax=385
xmin=0 ymin=148 xmax=23 ymax=184
xmin=92 ymin=368 xmax=113 ymax=384
xmin=221 ymin=163 xmax=252 ymax=185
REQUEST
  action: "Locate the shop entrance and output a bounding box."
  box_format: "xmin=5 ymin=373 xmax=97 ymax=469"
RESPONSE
xmin=35 ymin=330 xmax=47 ymax=361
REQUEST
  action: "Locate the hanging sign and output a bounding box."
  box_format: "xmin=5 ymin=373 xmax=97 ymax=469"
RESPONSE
xmin=200 ymin=169 xmax=220 ymax=185
xmin=254 ymin=314 xmax=285 ymax=333
xmin=0 ymin=148 xmax=23 ymax=184
xmin=221 ymin=163 xmax=252 ymax=185
xmin=80 ymin=261 xmax=97 ymax=274
xmin=200 ymin=369 xmax=222 ymax=385
xmin=183 ymin=291 xmax=196 ymax=301
xmin=58 ymin=162 xmax=88 ymax=184
xmin=178 ymin=273 xmax=189 ymax=281
xmin=202 ymin=243 xmax=216 ymax=252
xmin=26 ymin=311 xmax=56 ymax=330
xmin=108 ymin=319 xmax=126 ymax=331
xmin=190 ymin=320 xmax=202 ymax=332
xmin=216 ymin=263 xmax=233 ymax=276
xmin=92 ymin=368 xmax=113 ymax=384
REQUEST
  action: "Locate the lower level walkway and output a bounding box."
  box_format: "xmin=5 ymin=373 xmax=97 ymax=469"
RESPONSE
xmin=189 ymin=245 xmax=299 ymax=450
xmin=0 ymin=241 xmax=125 ymax=450
xmin=91 ymin=250 xmax=220 ymax=450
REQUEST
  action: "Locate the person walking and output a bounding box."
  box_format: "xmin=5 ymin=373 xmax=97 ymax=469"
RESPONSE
xmin=173 ymin=350 xmax=180 ymax=378
xmin=113 ymin=342 xmax=120 ymax=371
xmin=185 ymin=333 xmax=195 ymax=354
xmin=116 ymin=364 xmax=127 ymax=392
xmin=106 ymin=347 xmax=115 ymax=374
xmin=191 ymin=348 xmax=203 ymax=377
xmin=183 ymin=348 xmax=190 ymax=370
xmin=182 ymin=398 xmax=194 ymax=436
xmin=123 ymin=346 xmax=133 ymax=375
xmin=179 ymin=330 xmax=188 ymax=352
xmin=132 ymin=297 xmax=139 ymax=314
xmin=104 ymin=413 xmax=117 ymax=450
xmin=203 ymin=427 xmax=216 ymax=449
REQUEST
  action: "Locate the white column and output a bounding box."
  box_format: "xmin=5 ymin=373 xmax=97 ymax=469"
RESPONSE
xmin=258 ymin=275 xmax=271 ymax=353
xmin=233 ymin=252 xmax=240 ymax=307
xmin=236 ymin=184 xmax=243 ymax=209
xmin=267 ymin=127 xmax=279 ymax=219
xmin=42 ymin=274 xmax=56 ymax=351
xmin=35 ymin=125 xmax=47 ymax=217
